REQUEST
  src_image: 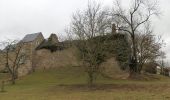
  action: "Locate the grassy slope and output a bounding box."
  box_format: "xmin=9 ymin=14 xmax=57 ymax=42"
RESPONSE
xmin=0 ymin=67 xmax=170 ymax=100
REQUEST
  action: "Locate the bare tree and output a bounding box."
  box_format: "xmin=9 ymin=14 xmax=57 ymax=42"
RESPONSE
xmin=137 ymin=23 xmax=164 ymax=73
xmin=157 ymin=51 xmax=166 ymax=75
xmin=112 ymin=0 xmax=160 ymax=76
xmin=69 ymin=1 xmax=111 ymax=85
xmin=0 ymin=40 xmax=26 ymax=84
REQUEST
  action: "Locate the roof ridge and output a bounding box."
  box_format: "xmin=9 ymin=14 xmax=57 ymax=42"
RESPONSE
xmin=22 ymin=32 xmax=43 ymax=42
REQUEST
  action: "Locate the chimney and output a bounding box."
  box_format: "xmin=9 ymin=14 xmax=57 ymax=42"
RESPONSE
xmin=112 ymin=24 xmax=116 ymax=34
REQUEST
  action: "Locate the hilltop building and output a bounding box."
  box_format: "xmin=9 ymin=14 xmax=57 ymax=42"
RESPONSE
xmin=0 ymin=32 xmax=78 ymax=76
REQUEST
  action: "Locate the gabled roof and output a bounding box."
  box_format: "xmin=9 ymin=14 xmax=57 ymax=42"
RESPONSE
xmin=22 ymin=32 xmax=43 ymax=42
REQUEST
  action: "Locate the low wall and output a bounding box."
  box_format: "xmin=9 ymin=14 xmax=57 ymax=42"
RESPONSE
xmin=34 ymin=47 xmax=80 ymax=69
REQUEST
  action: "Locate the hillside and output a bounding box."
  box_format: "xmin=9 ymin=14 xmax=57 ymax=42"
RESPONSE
xmin=0 ymin=66 xmax=170 ymax=100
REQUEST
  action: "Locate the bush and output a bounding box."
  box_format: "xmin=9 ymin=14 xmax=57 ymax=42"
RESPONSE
xmin=143 ymin=63 xmax=157 ymax=74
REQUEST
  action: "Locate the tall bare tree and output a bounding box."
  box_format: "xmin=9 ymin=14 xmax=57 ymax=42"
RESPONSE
xmin=137 ymin=23 xmax=164 ymax=72
xmin=69 ymin=1 xmax=111 ymax=85
xmin=112 ymin=0 xmax=160 ymax=76
xmin=0 ymin=40 xmax=26 ymax=84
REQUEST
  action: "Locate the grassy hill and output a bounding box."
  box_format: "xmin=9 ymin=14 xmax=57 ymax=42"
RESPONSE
xmin=0 ymin=66 xmax=170 ymax=100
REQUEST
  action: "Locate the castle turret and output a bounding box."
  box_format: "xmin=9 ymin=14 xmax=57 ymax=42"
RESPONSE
xmin=48 ymin=33 xmax=59 ymax=44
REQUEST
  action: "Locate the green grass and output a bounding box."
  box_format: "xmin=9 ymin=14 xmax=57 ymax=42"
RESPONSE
xmin=0 ymin=66 xmax=170 ymax=100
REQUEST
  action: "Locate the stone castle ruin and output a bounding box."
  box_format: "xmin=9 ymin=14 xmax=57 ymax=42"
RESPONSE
xmin=0 ymin=28 xmax=128 ymax=78
xmin=0 ymin=32 xmax=79 ymax=76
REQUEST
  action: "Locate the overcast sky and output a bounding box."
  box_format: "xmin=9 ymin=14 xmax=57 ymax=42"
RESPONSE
xmin=0 ymin=0 xmax=169 ymax=62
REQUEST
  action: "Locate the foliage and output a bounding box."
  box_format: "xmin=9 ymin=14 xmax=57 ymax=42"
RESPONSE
xmin=75 ymin=33 xmax=130 ymax=70
xmin=102 ymin=34 xmax=130 ymax=70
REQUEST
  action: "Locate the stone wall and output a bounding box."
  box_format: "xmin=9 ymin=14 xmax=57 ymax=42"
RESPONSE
xmin=0 ymin=34 xmax=44 ymax=76
xmin=0 ymin=33 xmax=124 ymax=77
xmin=18 ymin=60 xmax=32 ymax=77
xmin=0 ymin=34 xmax=79 ymax=77
xmin=18 ymin=34 xmax=44 ymax=76
xmin=0 ymin=46 xmax=122 ymax=78
xmin=0 ymin=53 xmax=5 ymax=71
xmin=100 ymin=57 xmax=128 ymax=79
xmin=34 ymin=47 xmax=80 ymax=69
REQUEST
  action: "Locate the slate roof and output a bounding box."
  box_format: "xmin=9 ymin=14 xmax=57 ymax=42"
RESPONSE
xmin=22 ymin=32 xmax=42 ymax=42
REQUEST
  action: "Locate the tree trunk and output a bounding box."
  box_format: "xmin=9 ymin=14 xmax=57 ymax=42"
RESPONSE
xmin=1 ymin=81 xmax=5 ymax=92
xmin=129 ymin=49 xmax=139 ymax=77
xmin=11 ymin=74 xmax=16 ymax=85
xmin=129 ymin=63 xmax=138 ymax=77
xmin=88 ymin=71 xmax=94 ymax=87
xmin=129 ymin=33 xmax=139 ymax=77
xmin=129 ymin=71 xmax=139 ymax=79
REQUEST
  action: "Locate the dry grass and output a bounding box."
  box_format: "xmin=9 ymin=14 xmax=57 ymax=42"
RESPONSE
xmin=0 ymin=66 xmax=170 ymax=100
